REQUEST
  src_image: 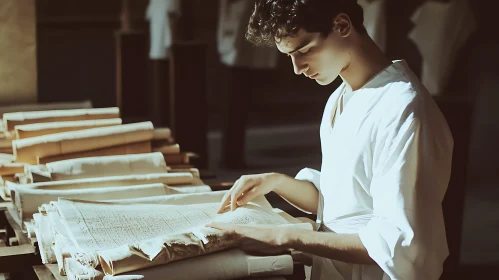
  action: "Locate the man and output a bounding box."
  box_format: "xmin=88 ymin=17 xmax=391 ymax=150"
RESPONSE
xmin=208 ymin=0 xmax=453 ymax=279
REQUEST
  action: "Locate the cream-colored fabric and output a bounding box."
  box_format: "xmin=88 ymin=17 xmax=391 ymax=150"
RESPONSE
xmin=13 ymin=122 xmax=153 ymax=164
xmin=3 ymin=107 xmax=119 ymax=131
xmin=37 ymin=141 xmax=151 ymax=164
xmin=15 ymin=118 xmax=122 ymax=139
xmin=146 ymin=0 xmax=180 ymax=59
xmin=0 ymin=101 xmax=93 ymax=117
xmin=408 ymin=0 xmax=475 ymax=95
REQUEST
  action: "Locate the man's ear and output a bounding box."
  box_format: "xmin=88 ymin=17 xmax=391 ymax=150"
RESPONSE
xmin=332 ymin=13 xmax=352 ymax=37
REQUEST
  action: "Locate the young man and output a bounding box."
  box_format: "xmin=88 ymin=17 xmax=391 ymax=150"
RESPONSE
xmin=208 ymin=0 xmax=453 ymax=279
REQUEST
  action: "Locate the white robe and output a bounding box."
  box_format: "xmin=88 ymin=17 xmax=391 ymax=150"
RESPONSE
xmin=146 ymin=0 xmax=181 ymax=60
xmin=358 ymin=0 xmax=387 ymax=53
xmin=296 ymin=60 xmax=453 ymax=279
xmin=408 ymin=0 xmax=475 ymax=95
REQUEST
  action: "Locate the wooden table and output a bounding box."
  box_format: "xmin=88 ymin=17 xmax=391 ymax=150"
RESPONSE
xmin=0 ymin=205 xmax=40 ymax=279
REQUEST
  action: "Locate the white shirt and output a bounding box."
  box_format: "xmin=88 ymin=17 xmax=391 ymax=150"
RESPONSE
xmin=296 ymin=60 xmax=453 ymax=279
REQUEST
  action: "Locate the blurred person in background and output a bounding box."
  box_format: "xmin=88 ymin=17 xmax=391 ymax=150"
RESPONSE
xmin=217 ymin=0 xmax=279 ymax=169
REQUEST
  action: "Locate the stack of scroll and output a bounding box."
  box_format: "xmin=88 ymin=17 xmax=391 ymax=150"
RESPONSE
xmin=0 ymin=105 xmax=196 ymax=206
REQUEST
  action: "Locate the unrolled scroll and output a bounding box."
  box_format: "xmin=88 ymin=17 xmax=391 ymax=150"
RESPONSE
xmin=47 ymin=194 xmax=307 ymax=277
xmin=14 ymin=118 xmax=122 ymax=139
xmin=13 ymin=122 xmax=154 ymax=164
xmin=3 ymin=107 xmax=119 ymax=131
xmin=14 ymin=183 xmax=205 ymax=223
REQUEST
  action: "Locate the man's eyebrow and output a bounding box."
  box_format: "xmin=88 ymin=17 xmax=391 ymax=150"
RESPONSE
xmin=287 ymin=40 xmax=313 ymax=54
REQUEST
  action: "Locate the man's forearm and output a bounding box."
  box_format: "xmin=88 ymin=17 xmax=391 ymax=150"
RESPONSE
xmin=272 ymin=174 xmax=319 ymax=214
xmin=281 ymin=229 xmax=375 ymax=265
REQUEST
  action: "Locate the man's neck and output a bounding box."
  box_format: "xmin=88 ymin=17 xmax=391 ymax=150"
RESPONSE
xmin=339 ymin=34 xmax=392 ymax=91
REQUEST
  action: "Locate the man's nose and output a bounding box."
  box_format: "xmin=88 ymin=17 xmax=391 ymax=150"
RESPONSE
xmin=291 ymin=56 xmax=307 ymax=75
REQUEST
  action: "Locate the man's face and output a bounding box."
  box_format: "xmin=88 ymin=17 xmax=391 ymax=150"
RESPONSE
xmin=276 ymin=28 xmax=349 ymax=86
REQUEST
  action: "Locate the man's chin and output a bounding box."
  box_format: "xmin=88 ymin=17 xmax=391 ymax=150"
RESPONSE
xmin=315 ymin=77 xmax=334 ymax=86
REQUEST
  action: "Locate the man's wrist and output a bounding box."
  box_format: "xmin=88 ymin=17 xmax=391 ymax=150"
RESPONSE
xmin=267 ymin=172 xmax=288 ymax=194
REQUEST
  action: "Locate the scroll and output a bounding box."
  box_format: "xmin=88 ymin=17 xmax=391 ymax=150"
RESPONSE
xmin=153 ymin=127 xmax=171 ymax=141
xmin=3 ymin=107 xmax=120 ymax=131
xmin=10 ymin=172 xmax=194 ymax=192
xmin=0 ymin=153 xmax=14 ymax=164
xmin=13 ymin=122 xmax=154 ymax=164
xmin=27 ymin=152 xmax=168 ymax=183
xmin=152 ymin=143 xmax=180 ymax=154
xmin=37 ymin=141 xmax=151 ymax=164
xmin=0 ymin=162 xmax=25 ymax=176
xmin=14 ymin=118 xmax=122 ymax=139
xmin=37 ymin=192 xmax=310 ymax=278
xmin=14 ymin=183 xmax=209 ymax=224
xmin=164 ymin=152 xmax=189 ymax=165
xmin=0 ymin=100 xmax=92 ymax=116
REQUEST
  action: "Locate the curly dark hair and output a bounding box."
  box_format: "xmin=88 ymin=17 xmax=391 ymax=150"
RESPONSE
xmin=246 ymin=0 xmax=366 ymax=46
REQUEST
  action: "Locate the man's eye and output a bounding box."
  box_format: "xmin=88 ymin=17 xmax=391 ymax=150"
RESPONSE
xmin=299 ymin=48 xmax=312 ymax=55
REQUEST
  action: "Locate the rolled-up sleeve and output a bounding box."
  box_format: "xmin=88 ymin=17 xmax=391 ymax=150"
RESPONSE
xmin=295 ymin=168 xmax=323 ymax=226
xmin=295 ymin=167 xmax=321 ymax=191
xmin=358 ymin=116 xmax=452 ymax=280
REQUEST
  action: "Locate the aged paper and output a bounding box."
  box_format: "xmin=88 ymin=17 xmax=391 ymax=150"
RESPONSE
xmin=11 ymin=172 xmax=194 ymax=191
xmin=38 ymin=152 xmax=168 ymax=182
xmin=152 ymin=143 xmax=180 ymax=154
xmin=0 ymin=162 xmax=25 ymax=175
xmin=48 ymin=194 xmax=308 ymax=276
xmin=152 ymin=128 xmax=171 ymax=141
xmin=13 ymin=122 xmax=154 ymax=164
xmin=14 ymin=183 xmax=208 ymax=223
xmin=15 ymin=118 xmax=122 ymax=139
xmin=164 ymin=152 xmax=189 ymax=165
xmin=0 ymin=101 xmax=92 ymax=117
xmin=3 ymin=107 xmax=120 ymax=131
xmin=38 ymin=141 xmax=151 ymax=164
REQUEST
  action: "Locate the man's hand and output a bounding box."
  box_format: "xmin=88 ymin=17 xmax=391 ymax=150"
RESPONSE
xmin=217 ymin=173 xmax=283 ymax=213
xmin=207 ymin=222 xmax=291 ymax=255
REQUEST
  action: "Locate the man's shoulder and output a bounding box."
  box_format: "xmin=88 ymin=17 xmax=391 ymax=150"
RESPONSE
xmin=370 ymin=79 xmax=424 ymax=121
